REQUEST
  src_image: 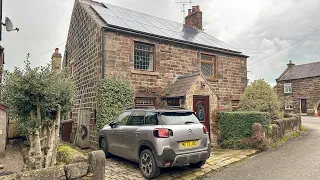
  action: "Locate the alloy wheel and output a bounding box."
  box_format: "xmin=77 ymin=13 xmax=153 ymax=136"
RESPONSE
xmin=140 ymin=152 xmax=153 ymax=176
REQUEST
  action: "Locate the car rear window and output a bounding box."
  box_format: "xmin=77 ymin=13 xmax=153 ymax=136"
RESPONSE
xmin=159 ymin=112 xmax=200 ymax=125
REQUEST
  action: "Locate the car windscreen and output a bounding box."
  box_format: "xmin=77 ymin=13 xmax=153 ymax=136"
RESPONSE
xmin=158 ymin=112 xmax=200 ymax=125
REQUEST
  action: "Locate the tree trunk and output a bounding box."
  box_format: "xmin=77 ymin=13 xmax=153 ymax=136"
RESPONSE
xmin=34 ymin=128 xmax=43 ymax=169
xmin=51 ymin=105 xmax=61 ymax=166
xmin=45 ymin=123 xmax=55 ymax=168
xmin=28 ymin=134 xmax=35 ymax=170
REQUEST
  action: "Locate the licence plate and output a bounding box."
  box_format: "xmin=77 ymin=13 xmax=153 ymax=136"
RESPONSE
xmin=180 ymin=140 xmax=198 ymax=148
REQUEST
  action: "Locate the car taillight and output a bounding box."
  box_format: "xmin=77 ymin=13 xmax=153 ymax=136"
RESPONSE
xmin=203 ymin=126 xmax=209 ymax=134
xmin=153 ymin=128 xmax=170 ymax=138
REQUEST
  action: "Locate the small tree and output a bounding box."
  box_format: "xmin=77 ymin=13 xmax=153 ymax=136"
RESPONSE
xmin=96 ymin=76 xmax=134 ymax=131
xmin=239 ymin=79 xmax=282 ymax=119
xmin=2 ymin=61 xmax=75 ymax=169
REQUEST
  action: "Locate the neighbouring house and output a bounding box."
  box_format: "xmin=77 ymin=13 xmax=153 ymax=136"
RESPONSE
xmin=275 ymin=60 xmax=320 ymax=114
xmin=64 ymin=0 xmax=249 ymax=149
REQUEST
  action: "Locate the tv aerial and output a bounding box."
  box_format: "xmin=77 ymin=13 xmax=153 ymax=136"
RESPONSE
xmin=2 ymin=17 xmax=19 ymax=32
xmin=176 ymin=0 xmax=192 ymax=22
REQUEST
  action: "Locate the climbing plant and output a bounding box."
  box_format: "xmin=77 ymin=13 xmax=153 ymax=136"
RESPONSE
xmin=2 ymin=61 xmax=75 ymax=170
xmin=96 ymin=76 xmax=134 ymax=131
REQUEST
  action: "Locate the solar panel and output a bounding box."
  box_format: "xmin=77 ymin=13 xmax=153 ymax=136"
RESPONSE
xmin=90 ymin=3 xmax=240 ymax=52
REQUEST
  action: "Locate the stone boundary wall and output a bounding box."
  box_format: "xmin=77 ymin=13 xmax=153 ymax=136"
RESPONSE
xmin=266 ymin=114 xmax=301 ymax=143
xmin=0 ymin=150 xmax=105 ymax=180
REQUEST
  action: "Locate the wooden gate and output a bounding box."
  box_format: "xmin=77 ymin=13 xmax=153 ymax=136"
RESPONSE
xmin=7 ymin=119 xmax=19 ymax=139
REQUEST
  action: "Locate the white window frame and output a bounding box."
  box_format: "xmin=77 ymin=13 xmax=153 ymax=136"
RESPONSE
xmin=285 ymin=101 xmax=293 ymax=110
xmin=284 ymin=83 xmax=292 ymax=93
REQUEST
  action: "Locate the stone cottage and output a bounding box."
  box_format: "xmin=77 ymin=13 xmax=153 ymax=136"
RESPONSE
xmin=64 ymin=0 xmax=249 ymax=148
xmin=275 ymin=61 xmax=320 ymax=114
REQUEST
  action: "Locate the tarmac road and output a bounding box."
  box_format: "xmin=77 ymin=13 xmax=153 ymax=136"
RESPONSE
xmin=205 ymin=116 xmax=320 ymax=180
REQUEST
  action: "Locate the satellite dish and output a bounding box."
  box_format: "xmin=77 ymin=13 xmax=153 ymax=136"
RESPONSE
xmin=5 ymin=17 xmax=14 ymax=31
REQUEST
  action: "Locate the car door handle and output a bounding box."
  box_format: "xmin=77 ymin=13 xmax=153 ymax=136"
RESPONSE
xmin=135 ymin=130 xmax=140 ymax=135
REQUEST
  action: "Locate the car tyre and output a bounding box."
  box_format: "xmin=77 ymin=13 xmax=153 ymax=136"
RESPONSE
xmin=99 ymin=137 xmax=112 ymax=158
xmin=139 ymin=149 xmax=161 ymax=179
xmin=190 ymin=160 xmax=206 ymax=168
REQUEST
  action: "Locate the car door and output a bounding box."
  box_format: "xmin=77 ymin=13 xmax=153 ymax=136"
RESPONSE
xmin=107 ymin=111 xmax=132 ymax=157
xmin=123 ymin=110 xmax=146 ymax=160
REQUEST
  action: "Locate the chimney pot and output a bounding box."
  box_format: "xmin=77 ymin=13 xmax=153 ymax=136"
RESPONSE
xmin=192 ymin=6 xmax=196 ymax=12
xmin=195 ymin=5 xmax=200 ymax=11
xmin=287 ymin=60 xmax=295 ymax=68
xmin=52 ymin=48 xmax=62 ymax=72
xmin=188 ymin=9 xmax=192 ymax=15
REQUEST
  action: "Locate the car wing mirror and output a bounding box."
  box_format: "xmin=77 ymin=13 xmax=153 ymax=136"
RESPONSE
xmin=109 ymin=121 xmax=117 ymax=128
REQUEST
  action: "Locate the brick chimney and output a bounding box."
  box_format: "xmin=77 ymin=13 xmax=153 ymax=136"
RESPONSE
xmin=185 ymin=5 xmax=203 ymax=30
xmin=287 ymin=60 xmax=295 ymax=68
xmin=51 ymin=48 xmax=62 ymax=72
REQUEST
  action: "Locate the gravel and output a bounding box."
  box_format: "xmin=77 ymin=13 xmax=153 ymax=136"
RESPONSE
xmin=0 ymin=139 xmax=24 ymax=176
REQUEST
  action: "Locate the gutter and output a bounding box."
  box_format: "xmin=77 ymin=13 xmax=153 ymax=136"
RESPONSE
xmin=102 ymin=26 xmax=250 ymax=58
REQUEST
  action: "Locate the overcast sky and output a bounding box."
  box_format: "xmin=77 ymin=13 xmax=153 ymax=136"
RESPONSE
xmin=2 ymin=0 xmax=320 ymax=85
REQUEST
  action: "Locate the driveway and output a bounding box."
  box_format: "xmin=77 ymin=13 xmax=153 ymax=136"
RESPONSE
xmin=204 ymin=116 xmax=320 ymax=180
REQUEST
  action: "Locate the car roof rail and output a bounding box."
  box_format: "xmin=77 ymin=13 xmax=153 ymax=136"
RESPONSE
xmin=126 ymin=106 xmax=156 ymax=110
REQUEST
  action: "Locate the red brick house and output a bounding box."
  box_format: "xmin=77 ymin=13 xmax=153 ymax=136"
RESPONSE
xmin=275 ymin=61 xmax=320 ymax=115
xmin=64 ymin=0 xmax=248 ymax=148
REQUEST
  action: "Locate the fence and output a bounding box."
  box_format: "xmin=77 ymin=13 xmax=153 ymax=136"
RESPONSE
xmin=7 ymin=119 xmax=19 ymax=139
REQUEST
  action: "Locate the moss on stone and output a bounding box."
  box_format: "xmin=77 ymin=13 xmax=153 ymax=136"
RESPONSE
xmin=57 ymin=144 xmax=87 ymax=165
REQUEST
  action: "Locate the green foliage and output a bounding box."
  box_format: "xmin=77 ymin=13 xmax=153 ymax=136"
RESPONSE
xmin=239 ymin=79 xmax=283 ymax=119
xmin=2 ymin=61 xmax=75 ymax=136
xmin=57 ymin=144 xmax=86 ymax=165
xmin=219 ymin=111 xmax=270 ymax=149
xmin=301 ymin=125 xmax=306 ymax=131
xmin=96 ymin=76 xmax=134 ymax=131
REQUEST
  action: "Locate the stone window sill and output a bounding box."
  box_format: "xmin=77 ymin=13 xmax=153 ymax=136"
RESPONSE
xmin=131 ymin=69 xmax=159 ymax=76
xmin=205 ymin=77 xmax=218 ymax=82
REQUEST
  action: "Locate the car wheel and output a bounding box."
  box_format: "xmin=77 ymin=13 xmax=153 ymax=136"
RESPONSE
xmin=139 ymin=149 xmax=161 ymax=179
xmin=99 ymin=138 xmax=112 ymax=158
xmin=190 ymin=160 xmax=206 ymax=168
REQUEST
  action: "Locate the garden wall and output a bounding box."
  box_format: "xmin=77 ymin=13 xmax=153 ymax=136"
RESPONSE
xmin=0 ymin=150 xmax=105 ymax=180
xmin=266 ymin=114 xmax=301 ymax=143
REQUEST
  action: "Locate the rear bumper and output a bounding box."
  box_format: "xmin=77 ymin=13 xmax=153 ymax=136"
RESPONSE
xmin=156 ymin=143 xmax=211 ymax=167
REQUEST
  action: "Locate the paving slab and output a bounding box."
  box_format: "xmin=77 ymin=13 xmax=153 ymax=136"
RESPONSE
xmin=105 ymin=149 xmax=259 ymax=180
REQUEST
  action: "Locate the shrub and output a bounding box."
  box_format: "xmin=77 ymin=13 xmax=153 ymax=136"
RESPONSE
xmin=239 ymin=79 xmax=282 ymax=119
xmin=219 ymin=111 xmax=270 ymax=149
xmin=96 ymin=76 xmax=134 ymax=131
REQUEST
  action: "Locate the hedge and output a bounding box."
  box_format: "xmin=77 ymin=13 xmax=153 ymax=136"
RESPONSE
xmin=219 ymin=111 xmax=270 ymax=149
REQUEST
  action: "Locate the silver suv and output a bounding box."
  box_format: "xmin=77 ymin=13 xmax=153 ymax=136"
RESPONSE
xmin=99 ymin=107 xmax=211 ymax=179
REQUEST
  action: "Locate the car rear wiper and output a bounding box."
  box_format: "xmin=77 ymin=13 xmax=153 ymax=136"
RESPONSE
xmin=184 ymin=121 xmax=195 ymax=124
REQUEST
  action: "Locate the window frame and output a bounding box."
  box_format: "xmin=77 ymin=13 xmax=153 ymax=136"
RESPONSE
xmin=133 ymin=41 xmax=155 ymax=72
xmin=285 ymin=101 xmax=294 ymax=110
xmin=231 ymin=100 xmax=240 ymax=109
xmin=135 ymin=97 xmax=156 ymax=107
xmin=200 ymin=53 xmax=216 ymax=78
xmin=284 ymin=83 xmax=292 ymax=94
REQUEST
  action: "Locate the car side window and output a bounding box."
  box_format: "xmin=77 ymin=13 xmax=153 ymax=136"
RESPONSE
xmin=145 ymin=112 xmax=158 ymax=125
xmin=128 ymin=111 xmax=146 ymax=126
xmin=116 ymin=111 xmax=132 ymax=125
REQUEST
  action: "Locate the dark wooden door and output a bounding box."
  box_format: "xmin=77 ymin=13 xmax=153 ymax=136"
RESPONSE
xmin=301 ymin=99 xmax=307 ymax=113
xmin=193 ymin=96 xmax=210 ymax=136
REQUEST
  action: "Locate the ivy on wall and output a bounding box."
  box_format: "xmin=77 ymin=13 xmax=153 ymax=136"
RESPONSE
xmin=96 ymin=76 xmax=134 ymax=131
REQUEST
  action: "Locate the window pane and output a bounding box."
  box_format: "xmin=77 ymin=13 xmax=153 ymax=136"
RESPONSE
xmin=129 ymin=111 xmax=145 ymax=126
xmin=136 ymin=99 xmax=154 ymax=105
xmin=134 ymin=52 xmax=154 ymax=71
xmin=201 ymin=54 xmax=214 ymax=61
xmin=201 ymin=62 xmax=213 ymax=76
xmin=116 ymin=111 xmax=132 ymax=125
xmin=145 ymin=112 xmax=158 ymax=125
xmin=159 ymin=112 xmax=200 ymax=125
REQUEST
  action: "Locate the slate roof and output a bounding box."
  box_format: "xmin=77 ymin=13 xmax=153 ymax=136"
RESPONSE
xmin=165 ymin=73 xmax=200 ymax=98
xmin=85 ymin=0 xmax=248 ymax=57
xmin=277 ymin=61 xmax=320 ymax=81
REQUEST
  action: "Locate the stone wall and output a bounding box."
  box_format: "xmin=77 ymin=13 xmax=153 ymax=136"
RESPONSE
xmin=0 ymin=109 xmax=7 ymax=157
xmin=103 ymin=31 xmax=247 ymax=110
xmin=64 ymin=0 xmax=104 ymax=148
xmin=0 ymin=150 xmax=105 ymax=180
xmin=266 ymin=114 xmax=301 ymax=143
xmin=275 ymin=77 xmax=320 ymax=113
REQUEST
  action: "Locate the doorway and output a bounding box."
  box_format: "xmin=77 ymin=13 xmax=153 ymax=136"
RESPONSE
xmin=301 ymin=99 xmax=307 ymax=113
xmin=193 ymin=96 xmax=210 ymax=136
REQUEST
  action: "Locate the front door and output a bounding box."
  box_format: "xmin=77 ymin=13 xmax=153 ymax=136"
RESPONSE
xmin=193 ymin=96 xmax=210 ymax=136
xmin=301 ymin=99 xmax=307 ymax=113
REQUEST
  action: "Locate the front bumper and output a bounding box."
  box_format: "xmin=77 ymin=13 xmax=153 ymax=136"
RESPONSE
xmin=156 ymin=144 xmax=211 ymax=167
